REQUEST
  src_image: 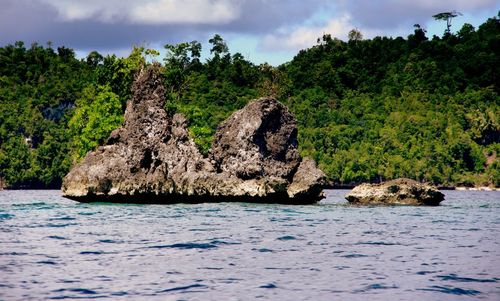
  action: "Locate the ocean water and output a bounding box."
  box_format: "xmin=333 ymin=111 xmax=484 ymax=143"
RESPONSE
xmin=0 ymin=190 xmax=499 ymax=301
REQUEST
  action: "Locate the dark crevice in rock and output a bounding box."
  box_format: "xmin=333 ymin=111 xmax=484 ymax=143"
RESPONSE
xmin=140 ymin=149 xmax=153 ymax=170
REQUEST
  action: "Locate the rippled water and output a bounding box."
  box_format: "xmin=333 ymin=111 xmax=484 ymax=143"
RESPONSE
xmin=1 ymin=190 xmax=499 ymax=300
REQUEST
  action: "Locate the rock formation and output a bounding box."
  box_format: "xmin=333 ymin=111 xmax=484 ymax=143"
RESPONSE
xmin=345 ymin=178 xmax=445 ymax=206
xmin=62 ymin=63 xmax=326 ymax=204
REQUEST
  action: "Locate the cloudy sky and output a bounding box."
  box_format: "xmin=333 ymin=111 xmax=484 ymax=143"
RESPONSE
xmin=1 ymin=0 xmax=498 ymax=65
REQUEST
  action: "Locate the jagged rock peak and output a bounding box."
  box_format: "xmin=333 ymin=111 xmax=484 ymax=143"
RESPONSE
xmin=131 ymin=62 xmax=165 ymax=105
xmin=211 ymin=97 xmax=300 ymax=180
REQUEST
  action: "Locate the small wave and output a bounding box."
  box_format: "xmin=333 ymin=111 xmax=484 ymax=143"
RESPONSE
xmin=418 ymin=285 xmax=481 ymax=296
xmin=189 ymin=228 xmax=219 ymax=232
xmin=0 ymin=252 xmax=28 ymax=256
xmin=334 ymin=265 xmax=351 ymax=271
xmin=58 ymin=280 xmax=80 ymax=284
xmin=94 ymin=275 xmax=112 ymax=282
xmin=431 ymin=219 xmax=459 ymax=224
xmin=0 ymin=213 xmax=14 ymax=219
xmin=44 ymin=223 xmax=76 ymax=228
xmin=354 ymin=283 xmax=398 ymax=293
xmin=362 ymin=230 xmax=385 ymax=235
xmin=47 ymin=235 xmax=67 ymax=240
xmin=259 ymin=283 xmax=278 ymax=289
xmin=253 ymin=248 xmax=273 ymax=253
xmin=158 ymin=283 xmax=207 ymax=293
xmin=355 ymin=241 xmax=400 ymax=246
xmin=98 ymin=239 xmax=122 ymax=244
xmin=342 ymin=254 xmax=369 ymax=258
xmin=243 ymin=208 xmax=263 ymax=212
xmin=416 ymin=270 xmax=441 ymax=275
xmin=270 ymin=217 xmax=293 ymax=222
xmin=37 ymin=260 xmax=57 ymax=265
xmin=79 ymin=251 xmax=105 ymax=255
xmin=18 ymin=202 xmax=57 ymax=210
xmin=277 ymin=235 xmax=296 ymax=241
xmin=51 ymin=287 xmax=98 ymax=295
xmin=148 ymin=243 xmax=217 ymax=250
xmin=13 ymin=202 xmax=46 ymax=207
xmin=437 ymin=274 xmax=497 ymax=283
xmin=208 ymin=208 xmax=224 ymax=212
xmin=0 ymin=283 xmax=14 ymax=288
xmin=209 ymin=239 xmax=241 ymax=246
xmin=109 ymin=291 xmax=128 ymax=296
xmin=49 ymin=216 xmax=76 ymax=221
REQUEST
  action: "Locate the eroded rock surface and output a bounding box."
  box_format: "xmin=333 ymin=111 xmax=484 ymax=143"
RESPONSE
xmin=62 ymin=64 xmax=326 ymax=204
xmin=210 ymin=97 xmax=300 ymax=180
xmin=345 ymin=178 xmax=444 ymax=206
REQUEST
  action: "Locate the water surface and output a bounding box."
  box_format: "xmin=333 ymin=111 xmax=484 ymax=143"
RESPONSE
xmin=1 ymin=190 xmax=499 ymax=300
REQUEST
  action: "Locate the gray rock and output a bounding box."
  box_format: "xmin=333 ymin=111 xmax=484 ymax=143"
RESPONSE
xmin=210 ymin=97 xmax=300 ymax=180
xmin=345 ymin=178 xmax=444 ymax=206
xmin=62 ymin=64 xmax=325 ymax=204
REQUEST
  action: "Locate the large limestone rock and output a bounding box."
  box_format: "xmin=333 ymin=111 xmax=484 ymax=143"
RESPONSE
xmin=210 ymin=97 xmax=300 ymax=180
xmin=345 ymin=178 xmax=445 ymax=206
xmin=62 ymin=64 xmax=326 ymax=204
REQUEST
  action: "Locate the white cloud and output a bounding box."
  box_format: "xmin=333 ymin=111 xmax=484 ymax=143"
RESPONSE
xmin=261 ymin=15 xmax=353 ymax=51
xmin=260 ymin=14 xmax=396 ymax=52
xmin=408 ymin=0 xmax=497 ymax=11
xmin=39 ymin=0 xmax=242 ymax=24
xmin=130 ymin=0 xmax=241 ymax=25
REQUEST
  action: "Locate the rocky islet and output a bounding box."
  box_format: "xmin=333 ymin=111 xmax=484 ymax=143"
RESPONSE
xmin=62 ymin=64 xmax=326 ymax=204
xmin=345 ymin=178 xmax=445 ymax=206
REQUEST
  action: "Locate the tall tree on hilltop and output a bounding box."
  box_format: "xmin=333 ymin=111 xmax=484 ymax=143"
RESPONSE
xmin=348 ymin=28 xmax=363 ymax=42
xmin=433 ymin=11 xmax=462 ymax=34
xmin=209 ymin=34 xmax=229 ymax=57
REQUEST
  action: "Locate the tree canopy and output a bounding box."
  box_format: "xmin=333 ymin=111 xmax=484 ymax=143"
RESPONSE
xmin=1 ymin=15 xmax=499 ymax=188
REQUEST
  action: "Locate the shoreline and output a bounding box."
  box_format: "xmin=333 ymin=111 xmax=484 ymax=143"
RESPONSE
xmin=455 ymin=186 xmax=500 ymax=191
xmin=2 ymin=185 xmax=499 ymax=192
xmin=324 ymin=184 xmax=500 ymax=191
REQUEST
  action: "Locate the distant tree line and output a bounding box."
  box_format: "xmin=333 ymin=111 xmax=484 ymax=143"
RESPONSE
xmin=0 ymin=14 xmax=498 ymax=188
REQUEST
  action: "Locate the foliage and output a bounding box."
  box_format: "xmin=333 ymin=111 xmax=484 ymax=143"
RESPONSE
xmin=68 ymin=85 xmax=123 ymax=161
xmin=0 ymin=44 xmax=143 ymax=187
xmin=0 ymin=16 xmax=499 ymax=188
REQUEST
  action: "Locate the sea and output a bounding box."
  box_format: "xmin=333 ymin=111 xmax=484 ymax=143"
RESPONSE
xmin=0 ymin=189 xmax=499 ymax=301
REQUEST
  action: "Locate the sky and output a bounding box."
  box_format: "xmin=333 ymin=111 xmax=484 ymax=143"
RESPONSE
xmin=1 ymin=0 xmax=499 ymax=65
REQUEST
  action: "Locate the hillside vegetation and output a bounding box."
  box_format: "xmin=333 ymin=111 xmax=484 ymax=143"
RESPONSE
xmin=0 ymin=15 xmax=499 ymax=188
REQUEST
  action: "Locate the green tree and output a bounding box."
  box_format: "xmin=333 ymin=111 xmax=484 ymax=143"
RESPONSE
xmin=209 ymin=34 xmax=229 ymax=57
xmin=433 ymin=11 xmax=462 ymax=34
xmin=348 ymin=28 xmax=363 ymax=42
xmin=69 ymin=85 xmax=123 ymax=161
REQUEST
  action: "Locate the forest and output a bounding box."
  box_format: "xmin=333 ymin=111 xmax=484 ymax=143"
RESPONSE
xmin=0 ymin=14 xmax=498 ymax=189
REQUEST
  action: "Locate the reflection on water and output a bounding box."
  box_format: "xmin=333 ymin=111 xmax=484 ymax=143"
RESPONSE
xmin=0 ymin=189 xmax=499 ymax=300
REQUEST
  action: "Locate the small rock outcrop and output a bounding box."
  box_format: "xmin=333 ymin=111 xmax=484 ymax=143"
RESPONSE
xmin=345 ymin=178 xmax=445 ymax=206
xmin=62 ymin=64 xmax=326 ymax=204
